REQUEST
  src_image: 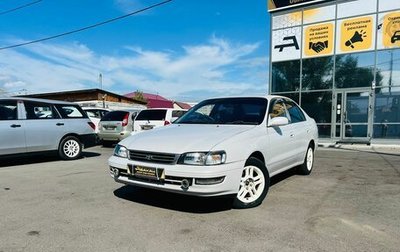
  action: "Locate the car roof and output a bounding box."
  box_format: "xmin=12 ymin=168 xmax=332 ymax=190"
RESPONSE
xmin=1 ymin=97 xmax=79 ymax=105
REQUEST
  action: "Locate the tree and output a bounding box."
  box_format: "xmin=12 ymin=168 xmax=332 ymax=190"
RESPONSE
xmin=133 ymin=90 xmax=147 ymax=103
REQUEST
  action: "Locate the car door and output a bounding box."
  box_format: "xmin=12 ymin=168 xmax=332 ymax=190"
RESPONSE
xmin=23 ymin=101 xmax=67 ymax=152
xmin=0 ymin=99 xmax=26 ymax=155
xmin=284 ymin=99 xmax=310 ymax=164
xmin=265 ymin=98 xmax=297 ymax=174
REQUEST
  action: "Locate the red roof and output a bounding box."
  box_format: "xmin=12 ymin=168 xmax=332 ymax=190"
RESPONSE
xmin=174 ymin=101 xmax=192 ymax=110
xmin=125 ymin=92 xmax=173 ymax=108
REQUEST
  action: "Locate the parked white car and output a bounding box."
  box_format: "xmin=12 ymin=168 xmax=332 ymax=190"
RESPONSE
xmin=0 ymin=97 xmax=97 ymax=160
xmin=108 ymin=96 xmax=318 ymax=208
xmin=132 ymin=108 xmax=187 ymax=133
xmin=82 ymin=107 xmax=111 ymax=133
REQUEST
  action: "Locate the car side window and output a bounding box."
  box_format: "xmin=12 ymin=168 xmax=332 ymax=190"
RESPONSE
xmin=268 ymin=99 xmax=289 ymax=120
xmin=56 ymin=105 xmax=85 ymax=118
xmin=285 ymin=100 xmax=306 ymax=123
xmin=0 ymin=100 xmax=18 ymax=120
xmin=24 ymin=101 xmax=59 ymax=119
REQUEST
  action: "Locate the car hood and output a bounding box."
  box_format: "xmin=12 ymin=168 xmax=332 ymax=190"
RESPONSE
xmin=120 ymin=124 xmax=255 ymax=153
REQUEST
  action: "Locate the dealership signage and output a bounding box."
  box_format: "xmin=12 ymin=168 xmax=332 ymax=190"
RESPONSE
xmin=377 ymin=11 xmax=400 ymax=49
xmin=303 ymin=22 xmax=334 ymax=57
xmin=268 ymin=0 xmax=330 ymax=12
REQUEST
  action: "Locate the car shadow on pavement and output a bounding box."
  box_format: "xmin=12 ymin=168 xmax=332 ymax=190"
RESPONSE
xmin=113 ymin=169 xmax=299 ymax=213
xmin=270 ymin=168 xmax=298 ymax=186
xmin=0 ymin=151 xmax=101 ymax=168
xmin=113 ymin=185 xmax=234 ymax=213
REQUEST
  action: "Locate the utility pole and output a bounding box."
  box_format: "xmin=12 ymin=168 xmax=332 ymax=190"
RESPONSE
xmin=99 ymin=73 xmax=103 ymax=90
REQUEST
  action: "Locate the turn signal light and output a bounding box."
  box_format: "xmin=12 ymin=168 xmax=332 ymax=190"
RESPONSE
xmin=88 ymin=122 xmax=96 ymax=130
xmin=122 ymin=113 xmax=129 ymax=127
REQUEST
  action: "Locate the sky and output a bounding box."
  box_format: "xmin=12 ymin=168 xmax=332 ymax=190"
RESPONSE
xmin=0 ymin=0 xmax=270 ymax=102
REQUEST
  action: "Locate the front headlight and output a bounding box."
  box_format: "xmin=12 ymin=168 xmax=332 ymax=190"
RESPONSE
xmin=114 ymin=144 xmax=128 ymax=158
xmin=179 ymin=151 xmax=226 ymax=166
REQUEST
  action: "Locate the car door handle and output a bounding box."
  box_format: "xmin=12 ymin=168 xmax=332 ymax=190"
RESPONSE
xmin=10 ymin=124 xmax=21 ymax=128
xmin=56 ymin=123 xmax=64 ymax=126
xmin=290 ymin=134 xmax=295 ymax=138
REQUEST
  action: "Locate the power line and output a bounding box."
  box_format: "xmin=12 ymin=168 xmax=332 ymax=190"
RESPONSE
xmin=0 ymin=0 xmax=172 ymax=51
xmin=0 ymin=0 xmax=42 ymax=16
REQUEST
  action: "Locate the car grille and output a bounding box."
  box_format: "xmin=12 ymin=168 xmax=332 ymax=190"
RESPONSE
xmin=129 ymin=150 xmax=178 ymax=164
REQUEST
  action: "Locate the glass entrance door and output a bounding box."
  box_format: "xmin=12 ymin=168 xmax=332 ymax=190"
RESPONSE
xmin=333 ymin=90 xmax=372 ymax=140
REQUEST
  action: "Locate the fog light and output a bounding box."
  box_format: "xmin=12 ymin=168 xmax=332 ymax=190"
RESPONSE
xmin=110 ymin=167 xmax=120 ymax=178
xmin=181 ymin=179 xmax=190 ymax=190
xmin=195 ymin=176 xmax=225 ymax=185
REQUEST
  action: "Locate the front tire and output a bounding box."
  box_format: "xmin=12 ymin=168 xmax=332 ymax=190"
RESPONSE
xmin=59 ymin=136 xmax=82 ymax=160
xmin=298 ymin=145 xmax=314 ymax=175
xmin=232 ymin=157 xmax=270 ymax=209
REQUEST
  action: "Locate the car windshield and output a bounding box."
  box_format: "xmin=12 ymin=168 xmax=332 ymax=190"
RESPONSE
xmin=175 ymin=98 xmax=268 ymax=125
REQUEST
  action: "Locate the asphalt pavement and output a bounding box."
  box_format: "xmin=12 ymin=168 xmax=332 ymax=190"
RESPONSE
xmin=0 ymin=145 xmax=399 ymax=252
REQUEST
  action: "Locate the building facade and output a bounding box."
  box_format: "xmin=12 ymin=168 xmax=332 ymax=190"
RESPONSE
xmin=269 ymin=0 xmax=400 ymax=143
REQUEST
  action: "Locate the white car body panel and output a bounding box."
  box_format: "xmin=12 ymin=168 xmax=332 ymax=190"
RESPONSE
xmin=108 ymin=95 xmax=318 ymax=197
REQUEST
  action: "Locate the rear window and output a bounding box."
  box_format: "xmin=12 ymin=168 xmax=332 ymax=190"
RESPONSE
xmin=136 ymin=110 xmax=167 ymax=121
xmin=101 ymin=111 xmax=128 ymax=121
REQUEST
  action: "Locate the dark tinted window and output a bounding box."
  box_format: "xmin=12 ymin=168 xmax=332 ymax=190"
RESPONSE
xmin=285 ymin=100 xmax=306 ymax=123
xmin=101 ymin=111 xmax=129 ymax=121
xmin=301 ymin=91 xmax=332 ymax=123
xmin=0 ymin=100 xmax=17 ymax=120
xmin=24 ymin=101 xmax=59 ymax=119
xmin=136 ymin=110 xmax=167 ymax=120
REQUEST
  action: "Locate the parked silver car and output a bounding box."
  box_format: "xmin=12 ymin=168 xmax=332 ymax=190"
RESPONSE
xmin=0 ymin=97 xmax=97 ymax=160
xmin=98 ymin=109 xmax=141 ymax=146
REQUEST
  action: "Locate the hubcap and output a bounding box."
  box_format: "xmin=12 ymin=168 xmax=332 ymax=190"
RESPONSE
xmin=63 ymin=140 xmax=80 ymax=158
xmin=306 ymin=148 xmax=313 ymax=171
xmin=237 ymin=165 xmax=265 ymax=203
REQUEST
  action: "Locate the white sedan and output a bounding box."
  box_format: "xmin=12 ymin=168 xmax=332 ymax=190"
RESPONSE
xmin=108 ymin=96 xmax=318 ymax=208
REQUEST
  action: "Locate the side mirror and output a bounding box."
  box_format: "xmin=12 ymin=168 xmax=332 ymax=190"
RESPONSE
xmin=268 ymin=116 xmax=289 ymax=127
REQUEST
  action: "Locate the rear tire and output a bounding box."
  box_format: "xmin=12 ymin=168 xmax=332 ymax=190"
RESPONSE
xmin=59 ymin=136 xmax=82 ymax=160
xmin=298 ymin=145 xmax=314 ymax=175
xmin=232 ymin=157 xmax=270 ymax=209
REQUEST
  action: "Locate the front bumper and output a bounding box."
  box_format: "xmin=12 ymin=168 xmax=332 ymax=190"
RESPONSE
xmin=108 ymin=155 xmax=245 ymax=197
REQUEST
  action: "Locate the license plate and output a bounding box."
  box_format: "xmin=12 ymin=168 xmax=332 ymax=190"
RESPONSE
xmin=141 ymin=125 xmax=154 ymax=130
xmin=131 ymin=165 xmax=164 ymax=180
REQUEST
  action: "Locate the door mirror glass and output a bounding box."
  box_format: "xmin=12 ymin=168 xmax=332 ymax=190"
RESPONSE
xmin=268 ymin=116 xmax=289 ymax=127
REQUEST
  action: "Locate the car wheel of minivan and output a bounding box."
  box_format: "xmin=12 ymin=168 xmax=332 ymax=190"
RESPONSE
xmin=232 ymin=157 xmax=270 ymax=209
xmin=298 ymin=145 xmax=314 ymax=175
xmin=59 ymin=136 xmax=82 ymax=160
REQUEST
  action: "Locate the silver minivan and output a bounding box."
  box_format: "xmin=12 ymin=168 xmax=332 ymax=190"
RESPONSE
xmin=98 ymin=109 xmax=140 ymax=146
xmin=0 ymin=97 xmax=97 ymax=160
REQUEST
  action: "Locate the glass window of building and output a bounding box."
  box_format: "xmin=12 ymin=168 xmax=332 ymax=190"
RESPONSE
xmin=335 ymin=52 xmax=375 ymax=89
xmin=302 ymin=56 xmax=334 ymax=91
xmin=271 ymin=60 xmax=300 ymax=93
xmin=376 ymin=49 xmax=400 ymax=92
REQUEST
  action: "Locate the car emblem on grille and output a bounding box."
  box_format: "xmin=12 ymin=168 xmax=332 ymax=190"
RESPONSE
xmin=146 ymin=155 xmax=152 ymax=160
